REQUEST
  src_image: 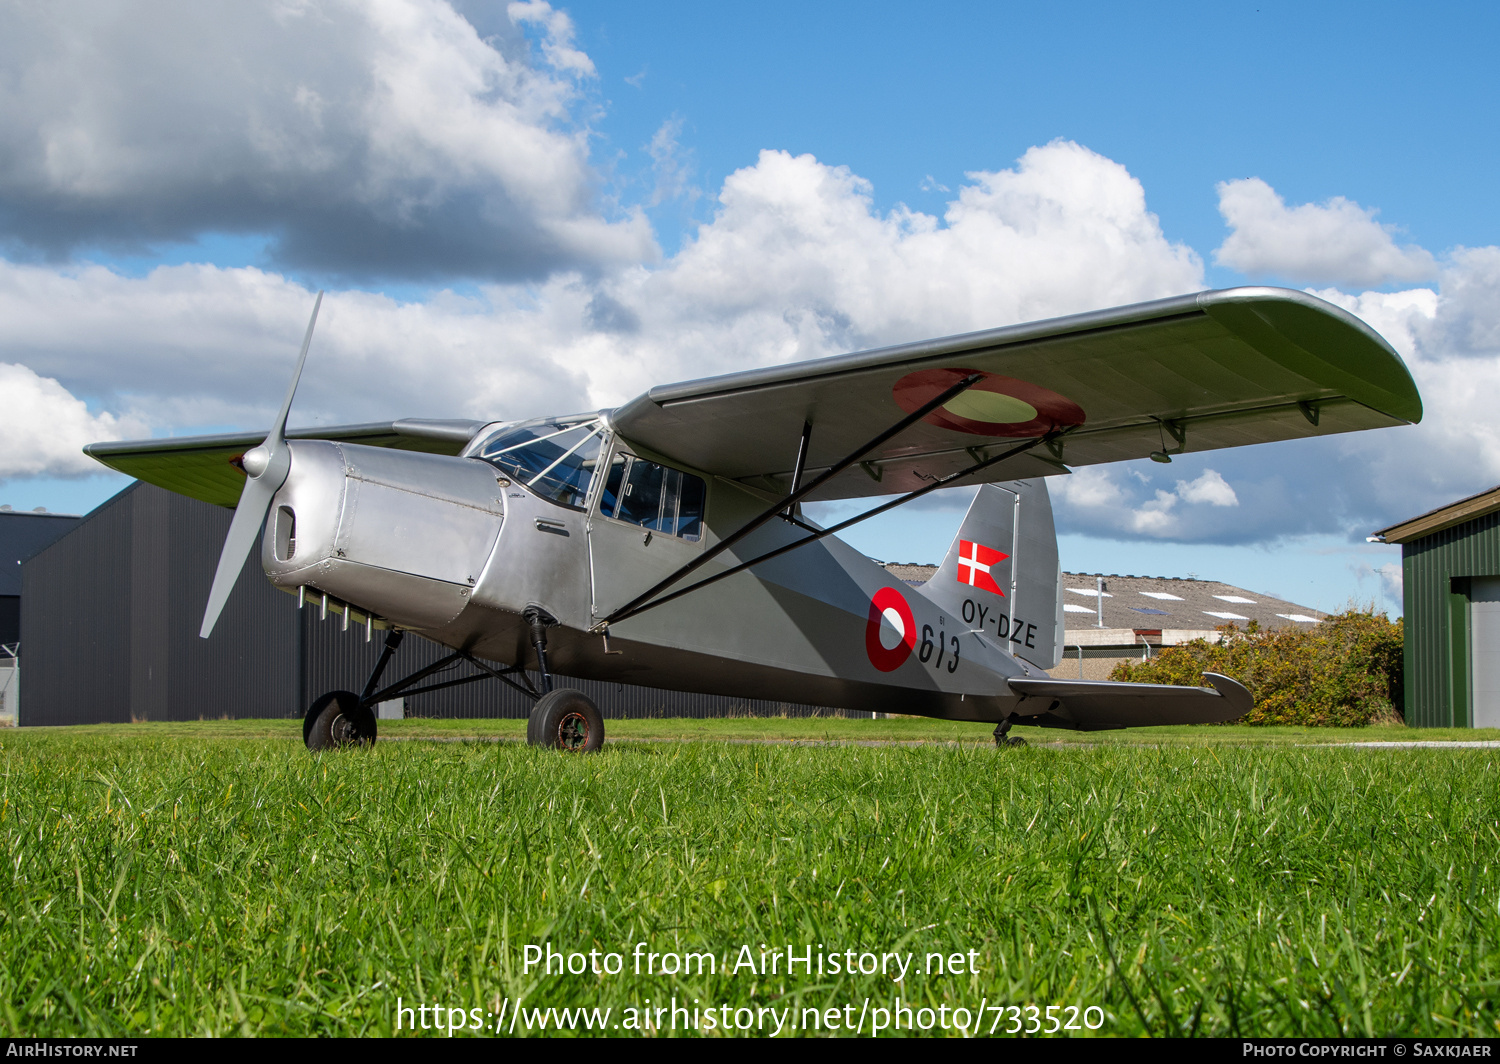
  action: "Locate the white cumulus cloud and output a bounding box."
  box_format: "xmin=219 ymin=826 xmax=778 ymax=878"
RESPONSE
xmin=1177 ymin=469 xmax=1239 ymax=507
xmin=570 ymin=141 xmax=1204 ymax=399
xmin=1058 ymin=467 xmax=1239 ymax=539
xmin=1213 ymin=177 xmax=1437 ymax=287
xmin=1051 ymin=467 xmax=1127 ymax=510
xmin=0 ymin=260 xmax=594 ymax=437
xmin=0 ymin=140 xmax=1209 ymax=483
xmin=0 ymin=0 xmax=653 ymax=280
xmin=0 ymin=364 xmax=147 ymax=477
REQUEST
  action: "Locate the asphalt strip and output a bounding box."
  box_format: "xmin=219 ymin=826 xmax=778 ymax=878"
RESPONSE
xmin=383 ymin=736 xmax=994 ymax=747
xmin=1338 ymin=740 xmax=1500 ymax=748
xmin=381 ymin=736 xmax=1500 ymax=749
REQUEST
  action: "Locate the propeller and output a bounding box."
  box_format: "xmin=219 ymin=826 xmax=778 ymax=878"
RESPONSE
xmin=200 ymin=291 xmax=324 ymax=639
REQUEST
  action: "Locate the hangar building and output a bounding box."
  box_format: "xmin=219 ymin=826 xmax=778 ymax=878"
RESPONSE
xmin=1370 ymin=486 xmax=1500 ymax=728
xmin=2 ymin=506 xmax=81 ymax=644
xmin=1 ymin=506 xmax=81 ymax=722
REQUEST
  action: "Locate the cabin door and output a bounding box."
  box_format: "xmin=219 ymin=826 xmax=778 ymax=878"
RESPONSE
xmin=587 ymin=442 xmax=708 ymax=624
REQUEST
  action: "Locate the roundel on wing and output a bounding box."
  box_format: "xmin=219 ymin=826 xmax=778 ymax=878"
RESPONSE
xmin=892 ymin=368 xmax=1086 ymax=438
xmin=865 ymin=586 xmax=917 ymax=673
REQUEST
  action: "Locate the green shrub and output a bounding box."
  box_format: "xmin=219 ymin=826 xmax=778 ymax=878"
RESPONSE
xmin=1109 ymin=608 xmax=1404 ymax=726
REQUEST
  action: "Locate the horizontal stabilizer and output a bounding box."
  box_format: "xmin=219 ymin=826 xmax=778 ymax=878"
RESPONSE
xmin=1006 ymin=671 xmax=1252 ymax=730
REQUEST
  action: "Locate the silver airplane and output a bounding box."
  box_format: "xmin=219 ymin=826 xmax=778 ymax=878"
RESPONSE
xmin=87 ymin=287 xmax=1421 ymax=752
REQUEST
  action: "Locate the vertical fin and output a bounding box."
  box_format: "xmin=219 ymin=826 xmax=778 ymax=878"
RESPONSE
xmin=916 ymin=479 xmax=1063 ymax=670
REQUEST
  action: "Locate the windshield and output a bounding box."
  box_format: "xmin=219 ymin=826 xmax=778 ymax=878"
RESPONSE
xmin=474 ymin=419 xmax=605 ymax=510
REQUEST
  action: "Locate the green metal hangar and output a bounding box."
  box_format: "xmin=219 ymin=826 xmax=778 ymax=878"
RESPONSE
xmin=1371 ymin=486 xmax=1500 ymax=728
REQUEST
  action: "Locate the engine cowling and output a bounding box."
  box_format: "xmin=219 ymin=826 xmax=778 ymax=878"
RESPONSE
xmin=262 ymin=440 xmax=505 ymax=629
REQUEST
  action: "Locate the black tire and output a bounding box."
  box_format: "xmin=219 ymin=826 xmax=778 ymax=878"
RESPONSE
xmin=304 ymin=690 xmax=377 ymax=752
xmin=528 ymin=689 xmax=604 ymax=752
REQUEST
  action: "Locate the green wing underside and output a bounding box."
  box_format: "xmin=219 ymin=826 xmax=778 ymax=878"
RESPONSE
xmin=84 ymin=419 xmax=484 ymax=508
xmin=85 ymin=287 xmax=1421 ymax=510
xmin=610 ymin=287 xmax=1422 ymax=502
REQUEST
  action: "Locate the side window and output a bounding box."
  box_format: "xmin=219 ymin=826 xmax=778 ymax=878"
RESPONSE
xmin=616 ymin=458 xmax=668 ymax=530
xmin=598 ymin=452 xmax=626 ymax=516
xmin=672 ymin=470 xmax=705 ymax=539
xmin=600 ymin=452 xmax=706 ymax=541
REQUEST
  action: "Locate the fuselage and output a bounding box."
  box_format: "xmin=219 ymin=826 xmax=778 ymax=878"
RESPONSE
xmin=259 ymin=414 xmax=1044 ymax=722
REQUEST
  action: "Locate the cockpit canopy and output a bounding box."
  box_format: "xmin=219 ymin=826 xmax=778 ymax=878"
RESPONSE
xmin=472 ymin=417 xmax=604 ymax=510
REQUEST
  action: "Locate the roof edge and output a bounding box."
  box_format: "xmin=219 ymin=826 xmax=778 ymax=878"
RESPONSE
xmin=1370 ymin=485 xmax=1500 ymax=544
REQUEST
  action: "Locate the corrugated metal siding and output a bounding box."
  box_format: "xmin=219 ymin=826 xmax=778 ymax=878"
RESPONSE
xmin=163 ymin=490 xmax=300 ymax=721
xmin=21 ymin=483 xmax=842 ymax=725
xmin=1403 ymin=510 xmax=1500 ymax=727
xmin=20 ymin=490 xmax=134 ymax=725
xmin=128 ymin=488 xmax=169 ymax=719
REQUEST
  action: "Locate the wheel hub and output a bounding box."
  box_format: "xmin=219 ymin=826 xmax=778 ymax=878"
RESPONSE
xmin=330 ymin=712 xmax=364 ymax=747
xmin=556 ymin=711 xmax=590 ymax=751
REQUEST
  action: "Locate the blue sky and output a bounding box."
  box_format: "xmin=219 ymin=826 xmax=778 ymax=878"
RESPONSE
xmin=552 ymin=0 xmax=1500 ymax=264
xmin=4 ymin=0 xmax=1499 ymax=616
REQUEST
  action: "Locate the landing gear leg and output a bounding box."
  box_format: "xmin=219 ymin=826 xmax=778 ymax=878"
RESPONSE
xmin=524 ymin=607 xmax=556 ymax=694
xmin=518 ymin=608 xmax=604 ymax=751
xmin=524 ymin=607 xmax=564 ymax=746
xmin=993 ymin=718 xmax=1027 ymax=748
xmin=361 ymin=629 xmax=406 ymax=704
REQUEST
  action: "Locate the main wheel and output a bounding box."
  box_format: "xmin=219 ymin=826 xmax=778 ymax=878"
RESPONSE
xmin=304 ymin=690 xmax=377 ymax=752
xmin=528 ymin=689 xmax=604 ymax=752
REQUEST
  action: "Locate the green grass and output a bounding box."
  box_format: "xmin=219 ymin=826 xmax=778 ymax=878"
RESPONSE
xmin=17 ymin=715 xmax=1500 ymax=745
xmin=2 ymin=725 xmax=1499 ymax=1037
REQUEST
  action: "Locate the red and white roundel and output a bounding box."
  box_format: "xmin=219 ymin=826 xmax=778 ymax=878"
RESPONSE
xmin=865 ymin=586 xmax=917 ymax=672
xmin=891 ymin=367 xmax=1086 ymax=439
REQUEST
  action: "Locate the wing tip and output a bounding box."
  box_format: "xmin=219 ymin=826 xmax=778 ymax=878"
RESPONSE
xmin=1199 ymin=287 xmax=1423 ymax=425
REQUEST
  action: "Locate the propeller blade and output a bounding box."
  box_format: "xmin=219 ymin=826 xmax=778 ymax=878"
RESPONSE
xmin=199 ymin=472 xmax=280 ymax=638
xmin=270 ymin=290 xmax=322 ymax=445
xmin=199 ymin=291 xmax=324 ymax=639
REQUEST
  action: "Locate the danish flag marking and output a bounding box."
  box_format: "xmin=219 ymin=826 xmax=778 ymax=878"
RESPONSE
xmin=957 ymin=539 xmax=1007 ymax=596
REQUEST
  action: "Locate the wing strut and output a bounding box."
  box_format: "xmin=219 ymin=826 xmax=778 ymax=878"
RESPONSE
xmin=599 ymin=427 xmax=1067 ymax=627
xmin=781 ymin=420 xmax=813 ymax=519
xmin=599 ymin=372 xmax=983 ymax=626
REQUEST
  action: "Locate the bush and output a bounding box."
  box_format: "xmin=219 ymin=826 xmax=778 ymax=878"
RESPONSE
xmin=1108 ymin=608 xmax=1404 ymax=726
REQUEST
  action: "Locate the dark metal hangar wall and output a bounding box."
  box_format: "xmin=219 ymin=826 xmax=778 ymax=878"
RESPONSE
xmin=19 ymin=483 xmax=837 ymax=725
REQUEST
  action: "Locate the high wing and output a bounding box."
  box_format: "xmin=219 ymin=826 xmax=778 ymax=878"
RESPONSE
xmin=85 ymin=419 xmax=484 ymax=508
xmin=610 ymin=287 xmax=1421 ymax=502
xmin=85 ymin=286 xmax=1418 ymax=510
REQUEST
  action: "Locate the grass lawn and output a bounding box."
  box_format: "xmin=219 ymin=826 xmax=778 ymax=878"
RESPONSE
xmin=18 ymin=715 xmax=1500 ymax=745
xmin=1 ymin=721 xmax=1498 ymax=1037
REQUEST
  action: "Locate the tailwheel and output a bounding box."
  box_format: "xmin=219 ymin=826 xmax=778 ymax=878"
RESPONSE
xmin=992 ymin=719 xmax=1027 ymax=749
xmin=528 ymin=689 xmax=605 ymax=752
xmin=304 ymin=690 xmax=377 ymax=752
